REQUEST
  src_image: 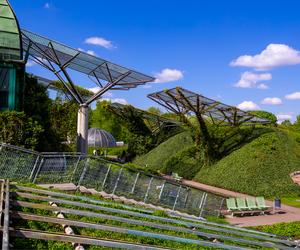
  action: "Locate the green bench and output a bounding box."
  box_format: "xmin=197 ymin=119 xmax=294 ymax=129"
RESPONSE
xmin=226 ymin=197 xmax=272 ymax=216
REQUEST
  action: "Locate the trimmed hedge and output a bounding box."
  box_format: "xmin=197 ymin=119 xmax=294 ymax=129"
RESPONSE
xmin=194 ymin=129 xmax=300 ymax=197
xmin=134 ymin=131 xmax=193 ymax=170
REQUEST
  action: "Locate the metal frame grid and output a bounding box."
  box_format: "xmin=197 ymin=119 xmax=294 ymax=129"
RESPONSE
xmin=21 ymin=29 xmax=154 ymax=106
xmin=148 ymin=87 xmax=271 ymax=126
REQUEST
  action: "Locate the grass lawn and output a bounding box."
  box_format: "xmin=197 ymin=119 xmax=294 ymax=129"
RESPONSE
xmin=281 ymin=196 xmax=300 ymax=208
xmin=252 ymin=221 xmax=300 ymax=239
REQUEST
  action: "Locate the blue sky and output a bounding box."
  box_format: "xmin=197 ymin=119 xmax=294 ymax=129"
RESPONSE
xmin=12 ymin=0 xmax=300 ymax=122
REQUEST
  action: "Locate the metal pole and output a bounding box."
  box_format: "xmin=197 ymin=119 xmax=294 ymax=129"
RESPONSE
xmin=77 ymin=158 xmax=89 ymax=188
xmin=172 ymin=185 xmax=182 ymax=210
xmin=101 ymin=164 xmax=111 ymax=190
xmin=143 ymin=177 xmax=153 ymax=203
xmin=29 ymin=155 xmax=40 ymax=181
xmin=158 ymin=181 xmax=166 ymax=200
xmin=199 ymin=193 xmax=208 ymax=218
xmin=130 ymin=172 xmax=140 ymax=194
xmin=2 ymin=180 xmax=10 ymax=250
xmin=112 ymin=168 xmax=123 ymax=195
xmin=71 ymin=155 xmax=82 ymax=182
xmin=183 ymin=188 xmax=190 ymax=207
xmin=32 ymin=157 xmax=44 ymax=183
xmin=77 ymin=104 xmax=89 ymax=154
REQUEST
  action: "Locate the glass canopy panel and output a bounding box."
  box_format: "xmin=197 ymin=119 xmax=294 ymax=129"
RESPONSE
xmin=148 ymin=87 xmax=271 ymax=125
xmin=21 ymin=29 xmax=154 ymax=85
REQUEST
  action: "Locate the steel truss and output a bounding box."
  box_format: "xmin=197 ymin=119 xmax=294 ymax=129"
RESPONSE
xmin=148 ymin=87 xmax=270 ymax=126
xmin=21 ymin=29 xmax=154 ymax=153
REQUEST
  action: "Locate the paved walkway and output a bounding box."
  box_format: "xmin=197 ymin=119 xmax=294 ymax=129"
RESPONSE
xmin=163 ymin=175 xmax=300 ymax=227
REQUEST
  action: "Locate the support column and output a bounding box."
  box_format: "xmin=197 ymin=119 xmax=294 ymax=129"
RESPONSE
xmin=77 ymin=104 xmax=89 ymax=154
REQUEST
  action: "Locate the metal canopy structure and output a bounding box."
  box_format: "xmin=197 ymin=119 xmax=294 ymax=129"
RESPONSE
xmin=148 ymin=87 xmax=270 ymax=126
xmin=21 ymin=29 xmax=154 ymax=153
xmin=32 ymin=74 xmax=94 ymax=101
xmin=108 ymin=102 xmax=181 ymax=134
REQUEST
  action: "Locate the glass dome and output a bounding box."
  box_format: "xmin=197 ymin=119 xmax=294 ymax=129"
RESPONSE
xmin=88 ymin=128 xmax=117 ymax=148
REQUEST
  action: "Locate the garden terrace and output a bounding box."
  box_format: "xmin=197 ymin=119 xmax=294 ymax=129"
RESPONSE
xmin=1 ymin=179 xmax=298 ymax=249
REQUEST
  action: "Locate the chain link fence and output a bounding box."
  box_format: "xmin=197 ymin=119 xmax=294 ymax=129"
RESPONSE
xmin=0 ymin=142 xmax=225 ymax=217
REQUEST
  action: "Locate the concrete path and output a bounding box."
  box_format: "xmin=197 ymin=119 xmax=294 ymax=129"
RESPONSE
xmin=163 ymin=175 xmax=300 ymax=227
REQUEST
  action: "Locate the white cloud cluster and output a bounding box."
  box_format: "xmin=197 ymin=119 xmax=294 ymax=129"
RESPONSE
xmin=85 ymin=37 xmax=116 ymax=49
xmin=276 ymin=113 xmax=293 ymax=122
xmin=261 ymin=97 xmax=282 ymax=105
xmin=26 ymin=60 xmax=37 ymax=67
xmin=234 ymin=71 xmax=271 ymax=89
xmin=285 ymin=92 xmax=300 ymax=100
xmin=237 ymin=101 xmax=260 ymax=111
xmin=78 ymin=48 xmax=97 ymax=56
xmin=154 ymin=68 xmax=184 ymax=83
xmin=230 ymin=44 xmax=300 ymax=71
xmin=102 ymin=98 xmax=128 ymax=105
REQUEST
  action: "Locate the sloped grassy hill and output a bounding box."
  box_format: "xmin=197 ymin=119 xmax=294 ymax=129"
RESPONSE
xmin=194 ymin=129 xmax=300 ymax=197
xmin=134 ymin=131 xmax=193 ymax=170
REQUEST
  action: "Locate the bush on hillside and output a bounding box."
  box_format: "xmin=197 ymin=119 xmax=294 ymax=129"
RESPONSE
xmin=134 ymin=131 xmax=193 ymax=169
xmin=195 ymin=130 xmax=300 ymax=197
xmin=163 ymin=146 xmax=204 ymax=179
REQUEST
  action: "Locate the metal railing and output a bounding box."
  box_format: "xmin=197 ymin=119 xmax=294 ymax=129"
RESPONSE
xmin=0 ymin=142 xmax=225 ymax=217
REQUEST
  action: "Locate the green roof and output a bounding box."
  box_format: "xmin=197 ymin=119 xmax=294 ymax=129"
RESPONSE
xmin=0 ymin=0 xmax=22 ymax=61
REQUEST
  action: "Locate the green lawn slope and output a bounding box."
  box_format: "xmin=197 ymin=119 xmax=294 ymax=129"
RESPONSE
xmin=194 ymin=129 xmax=300 ymax=197
xmin=134 ymin=131 xmax=193 ymax=170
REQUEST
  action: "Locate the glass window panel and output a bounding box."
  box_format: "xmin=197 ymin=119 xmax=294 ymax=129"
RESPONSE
xmin=0 ymin=17 xmax=18 ymax=33
xmin=0 ymin=5 xmax=14 ymax=18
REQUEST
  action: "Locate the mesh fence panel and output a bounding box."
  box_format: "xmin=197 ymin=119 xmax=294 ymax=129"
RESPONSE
xmin=0 ymin=143 xmax=226 ymax=218
xmin=145 ymin=178 xmax=166 ymax=205
xmin=0 ymin=144 xmax=38 ymax=182
xmin=132 ymin=173 xmax=152 ymax=201
xmin=77 ymin=158 xmax=108 ymax=190
xmin=114 ymin=168 xmax=138 ymax=198
xmin=34 ymin=154 xmax=82 ymax=184
xmin=159 ymin=182 xmax=180 ymax=208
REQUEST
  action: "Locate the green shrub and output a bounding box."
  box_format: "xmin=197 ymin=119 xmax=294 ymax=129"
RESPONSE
xmin=0 ymin=111 xmax=43 ymax=149
xmin=195 ymin=129 xmax=300 ymax=197
xmin=134 ymin=131 xmax=193 ymax=170
xmin=163 ymin=146 xmax=203 ymax=179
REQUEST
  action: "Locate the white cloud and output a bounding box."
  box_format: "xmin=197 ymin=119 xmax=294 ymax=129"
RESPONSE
xmin=154 ymin=68 xmax=184 ymax=83
xmin=102 ymin=98 xmax=128 ymax=105
xmin=230 ymin=44 xmax=300 ymax=71
xmin=78 ymin=48 xmax=97 ymax=56
xmin=234 ymin=71 xmax=271 ymax=89
xmin=261 ymin=97 xmax=282 ymax=105
xmin=237 ymin=101 xmax=260 ymax=111
xmin=285 ymin=92 xmax=300 ymax=100
xmin=276 ymin=113 xmax=293 ymax=122
xmin=87 ymin=87 xmax=113 ymax=97
xmin=84 ymin=37 xmax=116 ymax=49
xmin=44 ymin=2 xmax=50 ymax=8
xmin=257 ymin=83 xmax=269 ymax=90
xmin=26 ymin=60 xmax=37 ymax=67
xmin=142 ymin=84 xmax=152 ymax=89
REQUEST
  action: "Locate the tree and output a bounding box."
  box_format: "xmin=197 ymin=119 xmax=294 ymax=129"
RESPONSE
xmin=90 ymin=100 xmax=126 ymax=140
xmin=249 ymin=110 xmax=277 ymax=125
xmin=281 ymin=120 xmax=292 ymax=126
